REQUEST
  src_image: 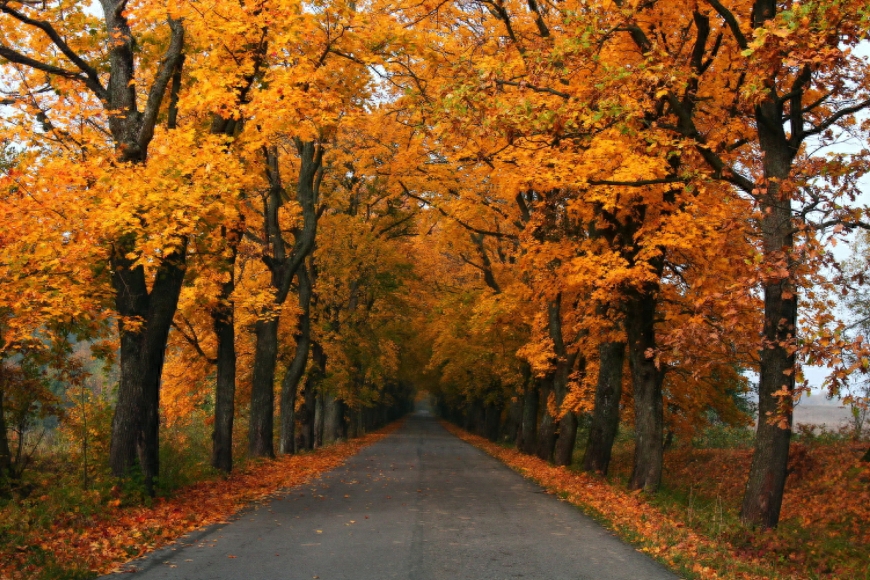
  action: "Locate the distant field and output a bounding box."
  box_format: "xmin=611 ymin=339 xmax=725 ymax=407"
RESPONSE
xmin=793 ymin=403 xmax=854 ymax=429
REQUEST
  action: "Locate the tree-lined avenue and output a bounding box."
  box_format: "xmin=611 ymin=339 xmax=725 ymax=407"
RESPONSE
xmin=103 ymin=407 xmax=676 ymax=580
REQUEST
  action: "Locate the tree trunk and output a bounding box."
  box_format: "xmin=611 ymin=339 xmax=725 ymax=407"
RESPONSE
xmin=298 ymin=382 xmax=316 ymax=452
xmin=548 ymin=294 xmax=582 ymax=467
xmin=740 ymin=282 xmax=796 ymax=528
xmin=323 ymin=393 xmax=344 ymax=445
xmin=109 ymin=244 xmax=186 ymax=494
xmin=484 ymin=402 xmax=500 ymax=442
xmin=470 ymin=399 xmax=486 ymax=435
xmin=298 ymin=340 xmax=325 ymax=451
xmin=536 ymin=377 xmax=557 ymax=461
xmin=249 ymin=142 xmax=323 ymax=458
xmin=520 ymin=381 xmax=539 ymax=454
xmin=249 ymin=317 xmax=279 ymax=458
xmin=554 ymin=412 xmax=578 ymax=466
xmin=739 ymin=89 xmax=799 ymax=528
xmin=314 ymin=391 xmax=324 ymax=448
xmin=279 ymin=264 xmax=313 ymax=454
xmin=506 ymin=395 xmax=523 ymax=445
xmin=0 ymin=383 xmax=11 ymax=481
xmin=626 ymin=289 xmax=665 ymax=493
xmin=583 ymin=340 xmax=626 ymax=474
xmin=211 ymin=227 xmax=239 ymax=473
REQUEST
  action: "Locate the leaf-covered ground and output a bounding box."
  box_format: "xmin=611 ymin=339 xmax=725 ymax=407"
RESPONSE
xmin=444 ymin=423 xmax=870 ymax=580
xmin=0 ymin=422 xmax=401 ymax=580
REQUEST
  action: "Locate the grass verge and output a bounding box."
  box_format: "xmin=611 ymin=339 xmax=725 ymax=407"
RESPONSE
xmin=0 ymin=421 xmax=402 ymax=580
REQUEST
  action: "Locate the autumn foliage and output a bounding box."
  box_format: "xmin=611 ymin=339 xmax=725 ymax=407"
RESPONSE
xmin=2 ymin=0 xmax=870 ymax=576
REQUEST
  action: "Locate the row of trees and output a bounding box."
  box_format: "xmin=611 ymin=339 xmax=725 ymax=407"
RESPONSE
xmin=0 ymin=0 xmax=419 ymax=493
xmin=396 ymin=0 xmax=870 ymax=529
xmin=2 ymin=0 xmax=869 ymax=529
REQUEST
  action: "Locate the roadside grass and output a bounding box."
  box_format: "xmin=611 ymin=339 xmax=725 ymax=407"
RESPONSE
xmin=445 ymin=422 xmax=870 ymax=580
xmin=0 ymin=419 xmax=402 ymax=580
xmin=606 ymin=425 xmax=870 ymax=579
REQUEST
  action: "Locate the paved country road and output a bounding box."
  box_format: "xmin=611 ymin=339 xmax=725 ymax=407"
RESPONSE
xmin=104 ymin=408 xmax=678 ymax=580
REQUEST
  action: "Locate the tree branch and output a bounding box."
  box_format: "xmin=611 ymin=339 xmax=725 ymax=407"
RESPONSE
xmin=138 ymin=18 xmax=185 ymax=152
xmin=0 ymin=1 xmax=107 ymax=101
xmin=495 ymin=79 xmax=569 ymax=99
xmin=399 ymin=181 xmax=518 ymax=240
xmin=705 ymin=0 xmax=748 ymax=50
xmin=803 ymin=99 xmax=870 ymax=139
xmin=171 ymin=316 xmax=217 ymax=365
xmin=587 ymin=177 xmax=683 ymax=187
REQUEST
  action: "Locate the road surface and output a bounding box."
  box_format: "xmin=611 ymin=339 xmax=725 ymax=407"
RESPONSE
xmin=105 ymin=407 xmax=678 ymax=580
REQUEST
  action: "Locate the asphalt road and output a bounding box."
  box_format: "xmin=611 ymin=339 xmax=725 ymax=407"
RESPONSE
xmin=105 ymin=407 xmax=678 ymax=580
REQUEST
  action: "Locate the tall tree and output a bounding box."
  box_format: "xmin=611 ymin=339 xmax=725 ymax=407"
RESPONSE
xmin=0 ymin=0 xmax=187 ymax=491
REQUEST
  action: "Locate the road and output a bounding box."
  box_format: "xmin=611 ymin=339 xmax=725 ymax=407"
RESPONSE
xmin=105 ymin=407 xmax=678 ymax=580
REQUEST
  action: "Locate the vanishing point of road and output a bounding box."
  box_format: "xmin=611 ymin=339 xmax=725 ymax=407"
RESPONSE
xmin=104 ymin=406 xmax=677 ymax=580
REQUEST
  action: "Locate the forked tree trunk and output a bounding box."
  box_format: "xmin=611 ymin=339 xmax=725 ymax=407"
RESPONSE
xmin=109 ymin=244 xmax=187 ymax=494
xmin=626 ymin=288 xmax=665 ymax=492
xmin=583 ymin=340 xmax=626 ymax=474
xmin=249 ymin=142 xmax=322 ymax=458
xmin=3 ymin=0 xmax=186 ymax=497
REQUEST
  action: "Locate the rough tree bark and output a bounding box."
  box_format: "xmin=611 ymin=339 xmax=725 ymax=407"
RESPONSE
xmin=210 ymin=225 xmax=240 ymax=473
xmin=740 ymin=89 xmax=798 ymax=527
xmin=279 ymin=263 xmax=313 ymax=454
xmin=0 ymin=4 xmax=196 ymax=493
xmin=625 ymin=283 xmax=665 ymax=493
xmin=582 ymin=340 xmax=626 ymax=474
xmin=110 ymin=239 xmax=187 ymax=492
